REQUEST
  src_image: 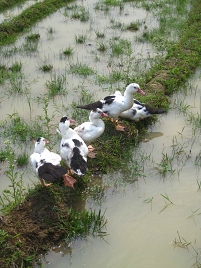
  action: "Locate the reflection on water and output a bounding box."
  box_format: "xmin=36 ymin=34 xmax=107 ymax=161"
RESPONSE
xmin=144 ymin=131 xmax=163 ymax=140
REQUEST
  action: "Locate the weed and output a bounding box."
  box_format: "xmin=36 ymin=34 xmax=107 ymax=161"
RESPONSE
xmin=0 ymin=229 xmax=8 ymax=244
xmin=126 ymin=21 xmax=140 ymax=31
xmin=110 ymin=38 xmax=132 ymax=56
xmin=75 ymin=34 xmax=87 ymax=43
xmin=25 ymin=33 xmax=40 ymax=42
xmin=16 ymin=152 xmax=29 ymax=167
xmin=173 ymin=231 xmax=191 ymax=249
xmin=47 ymin=27 xmax=55 ymax=34
xmin=62 ymin=46 xmax=74 ymax=56
xmin=95 ymin=31 xmax=105 ymax=38
xmin=97 ymin=42 xmax=107 ymax=52
xmin=0 ymin=140 xmax=27 ymax=215
xmin=45 ymin=73 xmax=67 ymax=97
xmin=71 ymin=6 xmax=90 ymax=22
xmin=155 ymin=152 xmax=175 ymax=177
xmin=159 ymin=193 xmax=173 ymax=213
xmin=187 ymin=208 xmax=201 ymax=225
xmin=39 ymin=64 xmax=53 ymax=72
xmin=69 ymin=62 xmax=95 ymax=76
xmin=9 ymin=62 xmax=22 ymax=72
xmin=143 ymin=197 xmax=153 ymax=210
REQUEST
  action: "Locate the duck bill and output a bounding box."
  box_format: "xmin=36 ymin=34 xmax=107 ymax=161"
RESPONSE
xmin=101 ymin=112 xmax=108 ymax=117
xmin=138 ymin=88 xmax=146 ymax=95
xmin=45 ymin=140 xmax=50 ymax=144
xmin=70 ymin=119 xmax=76 ymax=125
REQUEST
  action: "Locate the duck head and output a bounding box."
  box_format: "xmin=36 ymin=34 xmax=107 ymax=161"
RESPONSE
xmin=125 ymin=83 xmax=145 ymax=95
xmin=34 ymin=137 xmax=49 ymax=153
xmin=91 ymin=108 xmax=108 ymax=119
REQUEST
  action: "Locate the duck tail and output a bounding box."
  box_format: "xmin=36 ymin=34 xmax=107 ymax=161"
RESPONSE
xmin=76 ymin=101 xmax=103 ymax=111
xmin=144 ymin=105 xmax=166 ymax=115
xmin=71 ymin=147 xmax=88 ymax=175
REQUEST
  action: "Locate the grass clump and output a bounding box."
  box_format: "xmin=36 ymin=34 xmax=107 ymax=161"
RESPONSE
xmin=95 ymin=31 xmax=105 ymax=38
xmin=69 ymin=63 xmax=95 ymax=76
xmin=39 ymin=64 xmax=53 ymax=72
xmin=16 ymin=152 xmax=29 ymax=167
xmin=9 ymin=62 xmax=22 ymax=72
xmin=45 ymin=73 xmax=67 ymax=97
xmin=71 ymin=6 xmax=90 ymax=22
xmin=75 ymin=34 xmax=87 ymax=43
xmin=25 ymin=33 xmax=40 ymax=42
xmin=126 ymin=21 xmax=140 ymax=31
xmin=62 ymin=46 xmax=74 ymax=56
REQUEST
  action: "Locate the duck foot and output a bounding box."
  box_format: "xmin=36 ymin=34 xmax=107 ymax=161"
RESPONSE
xmin=63 ymin=174 xmax=77 ymax=188
xmin=88 ymin=145 xmax=96 ymax=151
xmin=87 ymin=145 xmax=97 ymax=158
xmin=88 ymin=151 xmax=97 ymax=158
xmin=115 ymin=124 xmax=126 ymax=131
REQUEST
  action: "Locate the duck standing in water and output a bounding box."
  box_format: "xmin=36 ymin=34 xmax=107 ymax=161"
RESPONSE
xmin=76 ymin=83 xmax=145 ymax=131
xmin=58 ymin=116 xmax=88 ymax=180
xmin=119 ymin=99 xmax=166 ymax=121
xmin=30 ymin=137 xmax=76 ymax=188
xmin=74 ymin=108 xmax=108 ymax=157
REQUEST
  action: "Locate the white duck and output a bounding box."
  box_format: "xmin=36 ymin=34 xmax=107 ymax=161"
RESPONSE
xmin=76 ymin=83 xmax=145 ymax=131
xmin=119 ymin=99 xmax=166 ymax=121
xmin=58 ymin=116 xmax=88 ymax=178
xmin=30 ymin=137 xmax=76 ymax=188
xmin=74 ymin=108 xmax=108 ymax=155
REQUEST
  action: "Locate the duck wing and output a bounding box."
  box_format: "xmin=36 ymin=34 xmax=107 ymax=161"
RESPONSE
xmin=38 ymin=163 xmax=67 ymax=182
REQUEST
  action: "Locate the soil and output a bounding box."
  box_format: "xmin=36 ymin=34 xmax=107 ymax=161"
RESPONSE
xmin=0 ymin=185 xmax=71 ymax=267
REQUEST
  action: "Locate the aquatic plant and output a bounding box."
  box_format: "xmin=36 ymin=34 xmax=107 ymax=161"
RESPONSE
xmin=0 ymin=140 xmax=27 ymax=215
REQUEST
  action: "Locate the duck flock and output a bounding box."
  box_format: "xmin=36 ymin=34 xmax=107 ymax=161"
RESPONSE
xmin=30 ymin=83 xmax=166 ymax=188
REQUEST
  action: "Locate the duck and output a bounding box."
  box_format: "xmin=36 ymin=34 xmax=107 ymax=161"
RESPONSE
xmin=74 ymin=108 xmax=108 ymax=157
xmin=119 ymin=99 xmax=166 ymax=121
xmin=76 ymin=83 xmax=145 ymax=131
xmin=30 ymin=137 xmax=76 ymax=188
xmin=58 ymin=116 xmax=88 ymax=179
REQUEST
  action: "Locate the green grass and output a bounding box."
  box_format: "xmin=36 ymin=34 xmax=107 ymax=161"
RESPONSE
xmin=62 ymin=46 xmax=74 ymax=56
xmin=45 ymin=73 xmax=67 ymax=97
xmin=75 ymin=34 xmax=87 ymax=43
xmin=71 ymin=6 xmax=90 ymax=22
xmin=16 ymin=152 xmax=29 ymax=167
xmin=39 ymin=64 xmax=53 ymax=72
xmin=126 ymin=21 xmax=140 ymax=31
xmin=69 ymin=62 xmax=95 ymax=76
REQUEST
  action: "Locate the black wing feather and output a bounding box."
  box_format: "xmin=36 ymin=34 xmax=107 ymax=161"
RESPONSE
xmin=38 ymin=163 xmax=67 ymax=182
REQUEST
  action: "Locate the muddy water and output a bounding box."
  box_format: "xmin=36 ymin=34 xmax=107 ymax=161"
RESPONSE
xmin=37 ymin=74 xmax=201 ymax=267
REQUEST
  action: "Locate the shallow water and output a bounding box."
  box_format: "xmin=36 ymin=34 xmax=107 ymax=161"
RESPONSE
xmin=0 ymin=0 xmax=200 ymax=267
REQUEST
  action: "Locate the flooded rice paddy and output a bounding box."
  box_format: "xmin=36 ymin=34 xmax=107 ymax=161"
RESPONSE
xmin=0 ymin=0 xmax=201 ymax=267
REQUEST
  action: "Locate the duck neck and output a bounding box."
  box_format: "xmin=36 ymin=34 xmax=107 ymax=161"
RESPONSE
xmin=60 ymin=127 xmax=76 ymax=139
xmin=90 ymin=117 xmax=103 ymax=127
xmin=123 ymin=87 xmax=134 ymax=107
